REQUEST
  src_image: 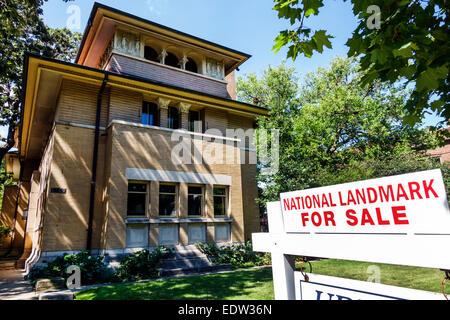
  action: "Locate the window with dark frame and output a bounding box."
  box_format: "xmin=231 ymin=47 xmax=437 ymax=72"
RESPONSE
xmin=127 ymin=183 xmax=147 ymax=216
xmin=159 ymin=184 xmax=177 ymax=216
xmin=188 ymin=186 xmax=204 ymax=216
xmin=168 ymin=107 xmax=179 ymax=129
xmin=213 ymin=187 xmax=227 ymax=217
xmin=142 ymin=102 xmax=159 ymax=126
xmin=188 ymin=110 xmax=199 ymax=132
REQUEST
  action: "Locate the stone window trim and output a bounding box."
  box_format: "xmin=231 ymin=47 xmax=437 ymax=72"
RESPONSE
xmin=125 ymin=217 xmax=233 ymax=224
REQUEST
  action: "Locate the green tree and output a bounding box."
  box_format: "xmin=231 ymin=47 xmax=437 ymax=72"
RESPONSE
xmin=272 ymin=0 xmax=449 ymax=125
xmin=237 ymin=57 xmax=443 ymax=204
xmin=0 ymin=0 xmax=81 ymax=161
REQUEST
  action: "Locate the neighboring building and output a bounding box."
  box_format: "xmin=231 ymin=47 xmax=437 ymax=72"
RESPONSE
xmin=1 ymin=3 xmax=267 ymax=270
xmin=427 ymin=127 xmax=450 ymax=163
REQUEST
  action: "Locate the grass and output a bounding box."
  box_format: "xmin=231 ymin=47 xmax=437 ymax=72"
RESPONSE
xmin=75 ymin=260 xmax=449 ymax=300
xmin=75 ymin=267 xmax=274 ymax=300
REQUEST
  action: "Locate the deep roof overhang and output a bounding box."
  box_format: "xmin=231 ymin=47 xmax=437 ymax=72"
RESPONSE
xmin=76 ymin=2 xmax=251 ymax=74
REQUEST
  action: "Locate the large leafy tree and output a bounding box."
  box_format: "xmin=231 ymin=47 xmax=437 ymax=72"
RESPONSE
xmin=237 ymin=58 xmax=443 ymax=203
xmin=0 ymin=0 xmax=81 ymax=161
xmin=272 ymin=0 xmax=449 ymax=125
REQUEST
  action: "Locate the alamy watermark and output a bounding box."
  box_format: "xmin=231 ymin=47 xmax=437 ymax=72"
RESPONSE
xmin=170 ymin=124 xmax=279 ymax=176
xmin=66 ymin=4 xmax=81 ymax=30
xmin=366 ymin=265 xmax=381 ymax=283
xmin=367 ymin=5 xmax=381 ymax=30
xmin=66 ymin=265 xmax=81 ymax=290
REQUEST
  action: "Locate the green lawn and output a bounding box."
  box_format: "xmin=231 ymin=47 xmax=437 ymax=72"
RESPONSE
xmin=75 ymin=260 xmax=449 ymax=300
xmin=75 ymin=267 xmax=274 ymax=300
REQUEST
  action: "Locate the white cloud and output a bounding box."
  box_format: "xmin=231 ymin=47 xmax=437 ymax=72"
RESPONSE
xmin=146 ymin=0 xmax=162 ymax=16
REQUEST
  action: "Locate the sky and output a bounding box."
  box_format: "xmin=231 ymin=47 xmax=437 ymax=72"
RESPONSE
xmin=42 ymin=0 xmax=357 ymax=76
xmin=31 ymin=0 xmax=441 ymax=128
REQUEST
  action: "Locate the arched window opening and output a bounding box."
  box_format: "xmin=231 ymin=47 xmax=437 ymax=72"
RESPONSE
xmin=165 ymin=52 xmax=179 ymax=68
xmin=144 ymin=46 xmax=159 ymax=62
xmin=185 ymin=58 xmax=198 ymax=73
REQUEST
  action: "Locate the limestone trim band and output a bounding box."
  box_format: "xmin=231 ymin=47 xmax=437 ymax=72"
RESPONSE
xmin=126 ymin=168 xmax=232 ymax=186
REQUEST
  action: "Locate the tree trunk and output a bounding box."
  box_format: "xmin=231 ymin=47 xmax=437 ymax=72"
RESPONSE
xmin=0 ymin=124 xmax=16 ymax=162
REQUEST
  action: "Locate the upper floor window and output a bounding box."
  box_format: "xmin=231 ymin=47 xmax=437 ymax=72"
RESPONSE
xmin=144 ymin=46 xmax=159 ymax=62
xmin=168 ymin=107 xmax=179 ymax=129
xmin=185 ymin=58 xmax=198 ymax=73
xmin=127 ymin=183 xmax=148 ymax=216
xmin=142 ymin=102 xmax=159 ymax=126
xmin=165 ymin=52 xmax=179 ymax=68
xmin=188 ymin=111 xmax=200 ymax=132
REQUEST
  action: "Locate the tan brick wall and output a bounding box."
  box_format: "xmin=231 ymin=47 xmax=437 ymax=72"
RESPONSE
xmin=0 ymin=185 xmax=18 ymax=250
xmin=241 ymin=162 xmax=260 ymax=241
xmin=109 ymin=87 xmax=142 ymax=124
xmin=225 ymin=71 xmax=236 ymax=100
xmin=41 ymin=124 xmax=107 ymax=252
xmin=203 ymin=108 xmax=228 ymax=135
xmin=35 ymin=80 xmax=260 ymax=253
xmin=56 ymin=79 xmax=109 ymax=128
xmin=102 ymin=123 xmax=245 ymax=249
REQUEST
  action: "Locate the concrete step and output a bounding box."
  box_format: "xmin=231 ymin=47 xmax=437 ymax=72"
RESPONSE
xmin=158 ymin=245 xmax=231 ymax=277
xmin=159 ymin=264 xmax=233 ymax=278
xmin=0 ymin=260 xmax=17 ymax=270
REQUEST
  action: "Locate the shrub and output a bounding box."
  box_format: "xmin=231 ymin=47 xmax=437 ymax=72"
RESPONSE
xmin=196 ymin=241 xmax=271 ymax=268
xmin=26 ymin=251 xmax=111 ymax=287
xmin=0 ymin=225 xmax=11 ymax=245
xmin=115 ymin=247 xmax=173 ymax=282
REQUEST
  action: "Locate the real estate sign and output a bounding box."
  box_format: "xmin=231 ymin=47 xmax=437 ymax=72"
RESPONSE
xmin=295 ymin=273 xmax=445 ymax=300
xmin=252 ymin=169 xmax=450 ymax=300
xmin=280 ymin=169 xmax=450 ymax=235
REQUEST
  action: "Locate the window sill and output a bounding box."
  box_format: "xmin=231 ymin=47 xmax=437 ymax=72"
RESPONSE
xmin=125 ymin=217 xmax=233 ymax=224
xmin=125 ymin=217 xmax=151 ymax=224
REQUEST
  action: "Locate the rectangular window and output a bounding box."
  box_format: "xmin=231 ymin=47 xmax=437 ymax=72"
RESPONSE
xmin=188 ymin=111 xmax=199 ymax=132
xmin=168 ymin=107 xmax=179 ymax=129
xmin=159 ymin=184 xmax=177 ymax=216
xmin=142 ymin=102 xmax=159 ymax=126
xmin=213 ymin=187 xmax=227 ymax=217
xmin=188 ymin=186 xmax=204 ymax=216
xmin=127 ymin=183 xmax=147 ymax=216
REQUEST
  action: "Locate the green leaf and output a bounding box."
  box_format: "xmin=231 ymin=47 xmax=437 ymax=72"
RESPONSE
xmin=312 ymin=30 xmax=333 ymax=52
xmin=393 ymin=42 xmax=413 ymax=58
xmin=416 ymin=66 xmax=447 ymax=91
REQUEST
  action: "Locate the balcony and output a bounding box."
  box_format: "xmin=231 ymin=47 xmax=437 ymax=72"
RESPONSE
xmin=105 ymin=53 xmax=231 ymax=99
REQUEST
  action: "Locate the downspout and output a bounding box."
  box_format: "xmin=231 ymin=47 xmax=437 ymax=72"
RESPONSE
xmin=87 ymin=73 xmax=109 ymax=252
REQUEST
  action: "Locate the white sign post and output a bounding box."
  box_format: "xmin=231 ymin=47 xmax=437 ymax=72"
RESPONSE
xmin=253 ymin=169 xmax=450 ymax=300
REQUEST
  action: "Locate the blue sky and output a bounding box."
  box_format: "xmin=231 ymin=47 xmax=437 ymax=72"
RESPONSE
xmin=43 ymin=0 xmax=357 ymax=76
xmin=35 ymin=0 xmax=442 ymax=127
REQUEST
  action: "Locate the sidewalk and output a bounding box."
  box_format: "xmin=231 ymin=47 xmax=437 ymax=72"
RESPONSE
xmin=0 ymin=269 xmax=36 ymax=300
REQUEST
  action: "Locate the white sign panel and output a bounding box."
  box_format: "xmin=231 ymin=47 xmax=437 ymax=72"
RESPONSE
xmin=294 ymin=273 xmax=445 ymax=300
xmin=281 ymin=169 xmax=450 ymax=235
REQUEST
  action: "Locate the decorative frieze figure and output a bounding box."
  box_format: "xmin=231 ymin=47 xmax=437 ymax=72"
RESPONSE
xmin=114 ymin=29 xmax=141 ymax=57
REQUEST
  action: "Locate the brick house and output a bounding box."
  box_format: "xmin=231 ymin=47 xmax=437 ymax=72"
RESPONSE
xmin=427 ymin=127 xmax=450 ymax=163
xmin=0 ymin=3 xmax=267 ymax=270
